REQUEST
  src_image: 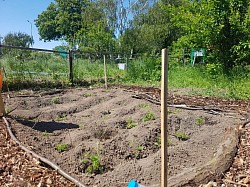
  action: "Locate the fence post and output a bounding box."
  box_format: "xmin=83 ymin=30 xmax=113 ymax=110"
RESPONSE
xmin=68 ymin=50 xmax=73 ymax=84
xmin=161 ymin=48 xmax=168 ymax=187
xmin=103 ymin=55 xmax=108 ymax=89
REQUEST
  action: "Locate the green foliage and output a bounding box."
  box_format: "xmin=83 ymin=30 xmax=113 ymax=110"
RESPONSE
xmin=42 ymin=130 xmax=51 ymax=136
xmin=83 ymin=93 xmax=92 ymax=97
xmin=81 ymin=151 xmax=103 ymax=174
xmin=51 ymin=97 xmax=60 ymax=104
xmin=55 ymin=143 xmax=69 ymax=152
xmin=175 ymin=132 xmax=189 ymax=141
xmin=126 ymin=117 xmax=138 ymax=129
xmin=172 ymin=0 xmax=250 ymax=72
xmin=35 ymin=0 xmax=114 ymax=50
xmin=3 ymin=32 xmax=33 ymax=48
xmin=56 ymin=114 xmax=67 ymax=121
xmin=142 ymin=111 xmax=155 ymax=122
xmin=195 ymin=117 xmax=205 ymax=126
xmin=125 ymin=57 xmax=161 ymax=83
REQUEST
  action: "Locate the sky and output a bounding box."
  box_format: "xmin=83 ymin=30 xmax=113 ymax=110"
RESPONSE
xmin=0 ymin=0 xmax=64 ymax=50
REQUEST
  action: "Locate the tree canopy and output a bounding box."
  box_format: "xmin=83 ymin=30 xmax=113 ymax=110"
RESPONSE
xmin=35 ymin=0 xmax=250 ymax=71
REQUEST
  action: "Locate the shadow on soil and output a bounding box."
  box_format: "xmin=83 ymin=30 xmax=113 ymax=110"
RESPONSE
xmin=16 ymin=118 xmax=79 ymax=133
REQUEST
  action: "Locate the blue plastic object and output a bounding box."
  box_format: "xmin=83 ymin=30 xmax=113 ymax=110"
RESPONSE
xmin=128 ymin=180 xmax=138 ymax=187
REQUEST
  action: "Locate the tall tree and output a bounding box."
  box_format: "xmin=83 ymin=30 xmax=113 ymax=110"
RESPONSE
xmin=35 ymin=0 xmax=114 ymax=51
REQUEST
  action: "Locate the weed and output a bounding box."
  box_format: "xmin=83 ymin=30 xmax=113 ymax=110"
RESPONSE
xmin=142 ymin=111 xmax=155 ymax=122
xmin=126 ymin=117 xmax=138 ymax=129
xmin=51 ymin=97 xmax=60 ymax=104
xmin=175 ymin=132 xmax=189 ymax=141
xmin=196 ymin=117 xmax=205 ymax=126
xmin=55 ymin=143 xmax=69 ymax=152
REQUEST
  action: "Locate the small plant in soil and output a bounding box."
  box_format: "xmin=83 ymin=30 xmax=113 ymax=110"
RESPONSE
xmin=42 ymin=130 xmax=51 ymax=136
xmin=154 ymin=137 xmax=172 ymax=147
xmin=139 ymin=103 xmax=149 ymax=109
xmin=83 ymin=93 xmax=92 ymax=97
xmin=51 ymin=97 xmax=60 ymax=104
xmin=196 ymin=117 xmax=205 ymax=126
xmin=56 ymin=113 xmax=67 ymax=121
xmin=142 ymin=111 xmax=155 ymax=122
xmin=81 ymin=151 xmax=103 ymax=174
xmin=55 ymin=143 xmax=69 ymax=152
xmin=126 ymin=117 xmax=138 ymax=129
xmin=175 ymin=132 xmax=189 ymax=141
xmin=137 ymin=145 xmax=144 ymax=151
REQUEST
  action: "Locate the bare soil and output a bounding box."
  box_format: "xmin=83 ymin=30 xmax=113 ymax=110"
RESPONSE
xmin=2 ymin=86 xmax=249 ymax=187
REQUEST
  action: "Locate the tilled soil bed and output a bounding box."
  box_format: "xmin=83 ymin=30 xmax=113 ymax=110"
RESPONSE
xmin=2 ymin=86 xmax=249 ymax=187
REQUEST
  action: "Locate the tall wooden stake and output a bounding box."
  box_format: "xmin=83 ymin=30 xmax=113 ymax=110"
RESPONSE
xmin=103 ymin=55 xmax=108 ymax=89
xmin=161 ymin=48 xmax=168 ymax=187
xmin=69 ymin=50 xmax=73 ymax=84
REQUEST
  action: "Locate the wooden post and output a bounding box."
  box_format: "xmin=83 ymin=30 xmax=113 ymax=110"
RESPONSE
xmin=161 ymin=48 xmax=168 ymax=187
xmin=68 ymin=50 xmax=73 ymax=84
xmin=103 ymin=55 xmax=107 ymax=89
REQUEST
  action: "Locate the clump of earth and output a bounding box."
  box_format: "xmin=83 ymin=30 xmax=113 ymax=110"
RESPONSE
xmin=4 ymin=86 xmax=243 ymax=187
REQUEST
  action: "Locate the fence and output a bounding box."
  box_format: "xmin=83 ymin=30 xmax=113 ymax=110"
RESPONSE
xmin=0 ymin=44 xmax=133 ymax=87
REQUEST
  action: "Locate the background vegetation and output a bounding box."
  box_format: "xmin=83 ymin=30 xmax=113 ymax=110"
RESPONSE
xmin=0 ymin=0 xmax=249 ymax=99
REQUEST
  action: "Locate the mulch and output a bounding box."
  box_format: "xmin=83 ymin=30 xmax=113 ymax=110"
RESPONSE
xmin=0 ymin=118 xmax=75 ymax=187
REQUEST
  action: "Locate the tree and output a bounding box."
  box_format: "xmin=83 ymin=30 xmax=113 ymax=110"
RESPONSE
xmin=35 ymin=0 xmax=114 ymax=51
xmin=121 ymin=1 xmax=183 ymax=54
xmin=171 ymin=0 xmax=250 ymax=72
xmin=3 ymin=32 xmax=33 ymax=47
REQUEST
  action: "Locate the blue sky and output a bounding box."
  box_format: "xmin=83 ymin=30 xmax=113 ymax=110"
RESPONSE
xmin=0 ymin=0 xmax=64 ymax=49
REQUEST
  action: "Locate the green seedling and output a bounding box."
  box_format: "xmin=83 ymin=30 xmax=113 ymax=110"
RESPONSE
xmin=81 ymin=151 xmax=103 ymax=174
xmin=139 ymin=103 xmax=150 ymax=109
xmin=56 ymin=114 xmax=67 ymax=121
xmin=142 ymin=111 xmax=155 ymax=122
xmin=51 ymin=97 xmax=60 ymax=104
xmin=196 ymin=117 xmax=205 ymax=126
xmin=126 ymin=117 xmax=138 ymax=129
xmin=83 ymin=93 xmax=92 ymax=97
xmin=137 ymin=145 xmax=144 ymax=151
xmin=55 ymin=143 xmax=69 ymax=152
xmin=154 ymin=137 xmax=172 ymax=147
xmin=42 ymin=130 xmax=51 ymax=136
xmin=79 ymin=124 xmax=85 ymax=129
xmin=175 ymin=132 xmax=189 ymax=141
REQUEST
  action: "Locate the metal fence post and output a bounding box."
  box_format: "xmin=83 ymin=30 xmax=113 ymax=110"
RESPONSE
xmin=68 ymin=50 xmax=73 ymax=84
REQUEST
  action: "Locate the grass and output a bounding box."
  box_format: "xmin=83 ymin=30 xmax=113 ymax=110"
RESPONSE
xmin=0 ymin=53 xmax=249 ymax=99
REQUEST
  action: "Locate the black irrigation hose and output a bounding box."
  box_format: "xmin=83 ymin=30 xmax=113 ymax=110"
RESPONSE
xmin=3 ymin=117 xmax=87 ymax=187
